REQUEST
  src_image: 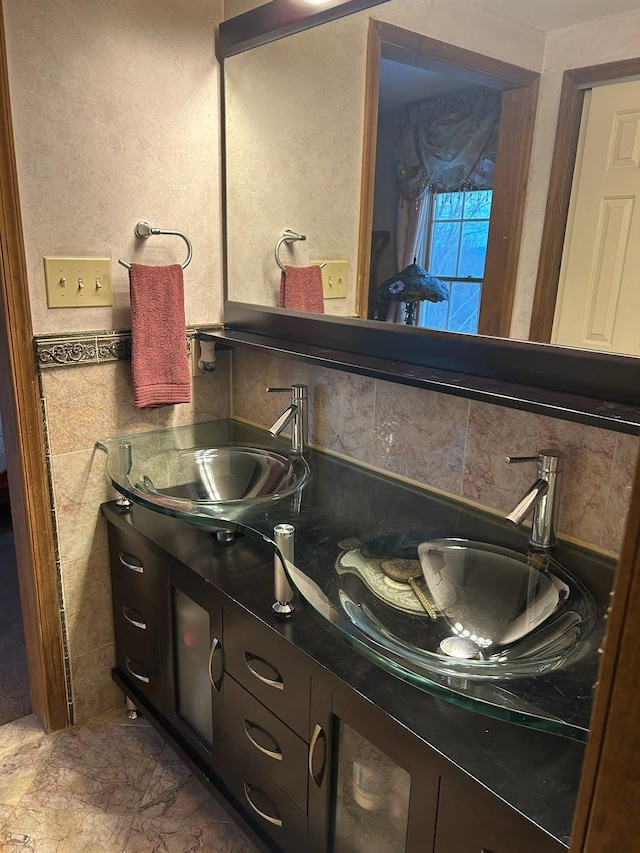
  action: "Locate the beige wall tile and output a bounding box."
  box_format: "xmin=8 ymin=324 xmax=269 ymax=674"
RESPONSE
xmin=232 ymin=349 xmax=295 ymax=428
xmin=602 ymin=433 xmax=640 ymax=554
xmin=51 ymin=449 xmax=113 ymax=561
xmin=62 ymin=549 xmax=113 ymax=662
xmin=71 ymin=644 xmax=121 ymax=724
xmin=463 ymin=402 xmax=618 ymax=547
xmin=158 ymin=351 xmax=231 ymax=429
xmin=372 ymin=381 xmax=468 ymax=494
xmin=43 ymin=362 xmax=158 ymax=455
xmin=294 ymin=363 xmax=375 ymax=461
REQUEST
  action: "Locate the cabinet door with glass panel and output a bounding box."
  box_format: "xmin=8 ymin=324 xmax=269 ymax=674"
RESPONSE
xmin=165 ymin=562 xmax=224 ymax=768
xmin=308 ymin=680 xmax=440 ymax=853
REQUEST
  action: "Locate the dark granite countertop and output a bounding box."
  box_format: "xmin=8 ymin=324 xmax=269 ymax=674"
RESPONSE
xmin=101 ymin=419 xmax=617 ymax=846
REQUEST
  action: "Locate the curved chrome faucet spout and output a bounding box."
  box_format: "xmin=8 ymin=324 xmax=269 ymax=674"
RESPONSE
xmin=266 ymin=385 xmax=309 ymax=454
xmin=504 ymin=450 xmax=563 ymax=552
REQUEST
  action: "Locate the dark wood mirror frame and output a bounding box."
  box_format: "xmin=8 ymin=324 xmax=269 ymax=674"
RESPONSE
xmin=219 ymin=5 xmax=640 ymax=418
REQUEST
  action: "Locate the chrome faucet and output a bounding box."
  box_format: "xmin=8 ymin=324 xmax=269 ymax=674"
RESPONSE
xmin=266 ymin=384 xmax=308 ymax=454
xmin=504 ymin=449 xmax=563 ymax=551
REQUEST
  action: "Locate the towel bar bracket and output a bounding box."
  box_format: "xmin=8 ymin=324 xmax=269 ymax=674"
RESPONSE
xmin=275 ymin=229 xmax=326 ymax=271
xmin=118 ymin=220 xmax=193 ymax=270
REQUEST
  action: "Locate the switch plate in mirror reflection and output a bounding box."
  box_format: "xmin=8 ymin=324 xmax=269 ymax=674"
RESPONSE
xmin=222 ymin=1 xmax=640 ymax=359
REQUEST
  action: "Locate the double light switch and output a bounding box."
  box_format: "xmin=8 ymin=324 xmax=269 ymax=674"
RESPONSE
xmin=44 ymin=257 xmax=113 ymax=308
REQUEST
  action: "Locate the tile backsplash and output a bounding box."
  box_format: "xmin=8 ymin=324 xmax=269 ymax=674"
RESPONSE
xmin=38 ymin=348 xmax=231 ymax=723
xmin=232 ymin=348 xmax=638 ymax=556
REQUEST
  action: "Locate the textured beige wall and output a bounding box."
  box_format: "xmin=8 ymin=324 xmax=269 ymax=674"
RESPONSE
xmin=225 ymin=0 xmax=545 ymax=314
xmin=232 ymin=349 xmax=638 ymax=556
xmin=4 ymin=0 xmax=224 ymax=335
xmin=511 ymin=8 xmax=640 ymax=339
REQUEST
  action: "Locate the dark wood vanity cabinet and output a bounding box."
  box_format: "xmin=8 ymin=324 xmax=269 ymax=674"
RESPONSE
xmin=105 ymin=510 xmax=567 ymax=853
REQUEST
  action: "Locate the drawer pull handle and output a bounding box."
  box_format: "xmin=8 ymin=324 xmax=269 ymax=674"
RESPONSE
xmin=308 ymin=723 xmax=325 ymax=787
xmin=208 ymin=637 xmax=222 ymax=692
xmin=244 ymin=653 xmax=284 ymax=691
xmin=243 ymin=782 xmax=283 ymax=828
xmin=125 ymin=656 xmax=150 ymax=684
xmin=122 ymin=605 xmax=146 ymax=630
xmin=243 ymin=720 xmax=283 ymax=762
xmin=119 ymin=551 xmax=144 ymax=574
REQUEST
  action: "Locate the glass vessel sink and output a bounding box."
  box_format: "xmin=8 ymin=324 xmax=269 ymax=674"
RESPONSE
xmin=331 ymin=536 xmax=595 ymax=680
xmin=97 ymin=422 xmax=309 ymax=519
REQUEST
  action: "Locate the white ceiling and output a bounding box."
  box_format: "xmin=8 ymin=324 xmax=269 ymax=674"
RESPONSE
xmin=472 ymin=0 xmax=640 ymax=30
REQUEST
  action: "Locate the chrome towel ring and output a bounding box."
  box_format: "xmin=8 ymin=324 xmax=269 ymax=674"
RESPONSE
xmin=275 ymin=229 xmax=325 ymax=271
xmin=118 ymin=221 xmax=193 ymax=270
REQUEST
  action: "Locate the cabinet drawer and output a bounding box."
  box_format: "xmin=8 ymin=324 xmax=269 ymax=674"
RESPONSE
xmin=224 ymin=608 xmax=311 ymax=739
xmin=224 ymin=738 xmax=307 ymax=853
xmin=224 ymin=675 xmax=308 ymax=813
xmin=112 ymin=572 xmax=163 ymax=708
xmin=108 ymin=523 xmax=167 ymax=610
xmin=435 ymin=772 xmax=564 ymax=853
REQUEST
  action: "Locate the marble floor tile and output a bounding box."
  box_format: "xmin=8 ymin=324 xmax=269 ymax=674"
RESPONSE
xmin=21 ymin=724 xmax=163 ymax=815
xmin=0 ymin=803 xmax=133 ymax=852
xmin=0 ymin=717 xmax=45 ymax=758
xmin=0 ymin=737 xmax=58 ymax=807
xmin=0 ymin=716 xmax=255 ymax=853
xmin=139 ymin=743 xmax=230 ymax=824
xmin=123 ymin=816 xmax=255 ymax=853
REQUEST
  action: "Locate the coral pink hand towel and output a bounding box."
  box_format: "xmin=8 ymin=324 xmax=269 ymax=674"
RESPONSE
xmin=279 ymin=265 xmax=325 ymax=313
xmin=129 ymin=263 xmax=191 ymax=408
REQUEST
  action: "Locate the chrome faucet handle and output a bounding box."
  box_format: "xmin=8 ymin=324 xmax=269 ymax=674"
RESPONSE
xmin=266 ymin=385 xmax=308 ymax=396
xmin=506 ymin=449 xmax=563 ymax=466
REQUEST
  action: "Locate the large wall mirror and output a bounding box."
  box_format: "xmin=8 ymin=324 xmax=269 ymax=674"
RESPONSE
xmin=223 ymin=0 xmax=640 ymax=361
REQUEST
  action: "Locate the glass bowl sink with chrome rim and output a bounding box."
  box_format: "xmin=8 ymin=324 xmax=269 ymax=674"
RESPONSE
xmin=97 ymin=423 xmax=310 ymax=520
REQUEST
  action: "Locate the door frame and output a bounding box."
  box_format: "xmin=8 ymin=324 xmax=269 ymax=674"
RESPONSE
xmin=355 ymin=19 xmax=539 ymax=336
xmin=0 ymin=1 xmax=68 ymax=731
xmin=529 ymin=57 xmax=640 ymax=342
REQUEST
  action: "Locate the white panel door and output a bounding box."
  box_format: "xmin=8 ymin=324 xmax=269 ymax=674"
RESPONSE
xmin=553 ymin=79 xmax=640 ymax=355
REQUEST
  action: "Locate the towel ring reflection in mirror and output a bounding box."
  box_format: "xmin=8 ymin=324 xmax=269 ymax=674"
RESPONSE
xmin=118 ymin=220 xmax=193 ymax=270
xmin=275 ymin=229 xmax=326 ymax=271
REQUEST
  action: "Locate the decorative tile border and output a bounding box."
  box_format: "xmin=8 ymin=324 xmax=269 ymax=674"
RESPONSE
xmin=35 ymin=325 xmax=222 ymax=369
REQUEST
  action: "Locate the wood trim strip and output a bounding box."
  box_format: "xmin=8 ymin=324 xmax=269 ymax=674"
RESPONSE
xmin=355 ymin=20 xmax=382 ymax=318
xmin=571 ymin=449 xmax=640 ymax=850
xmin=530 ymin=56 xmax=640 ymax=343
xmin=0 ymin=3 xmax=68 ymax=731
xmin=479 ymin=78 xmax=539 ymax=336
xmin=372 ymin=21 xmax=538 ymax=86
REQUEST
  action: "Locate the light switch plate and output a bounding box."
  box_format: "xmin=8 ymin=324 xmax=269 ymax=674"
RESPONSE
xmin=311 ymin=260 xmax=348 ymax=299
xmin=44 ymin=257 xmax=113 ymax=308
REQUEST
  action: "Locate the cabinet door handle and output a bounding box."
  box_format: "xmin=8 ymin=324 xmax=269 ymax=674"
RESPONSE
xmin=308 ymin=723 xmax=326 ymax=787
xmin=125 ymin=656 xmax=150 ymax=684
xmin=243 ymin=652 xmax=284 ymax=691
xmin=243 ymin=782 xmax=283 ymax=828
xmin=243 ymin=720 xmax=283 ymax=762
xmin=119 ymin=551 xmax=144 ymax=574
xmin=122 ymin=605 xmax=147 ymax=630
xmin=208 ymin=637 xmax=222 ymax=692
